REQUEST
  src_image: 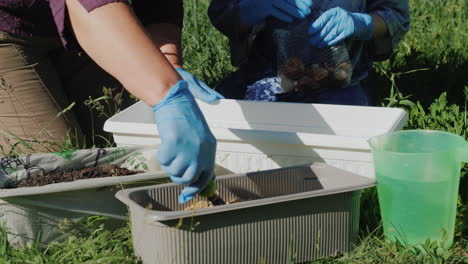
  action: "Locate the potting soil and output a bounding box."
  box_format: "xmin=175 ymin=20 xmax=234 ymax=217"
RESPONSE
xmin=16 ymin=164 xmax=143 ymax=188
xmin=184 ymin=198 xmax=241 ymax=210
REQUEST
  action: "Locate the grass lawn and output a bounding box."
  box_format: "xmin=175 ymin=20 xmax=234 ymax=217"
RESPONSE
xmin=1 ymin=0 xmax=467 ymax=263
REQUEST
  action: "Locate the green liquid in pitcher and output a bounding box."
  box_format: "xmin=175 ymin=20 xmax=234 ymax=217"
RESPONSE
xmin=376 ymin=175 xmax=458 ymax=247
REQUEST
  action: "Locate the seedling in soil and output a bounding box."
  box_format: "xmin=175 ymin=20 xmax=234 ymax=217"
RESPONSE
xmin=198 ymin=179 xmax=226 ymax=205
xmin=184 ymin=198 xmax=241 ymax=211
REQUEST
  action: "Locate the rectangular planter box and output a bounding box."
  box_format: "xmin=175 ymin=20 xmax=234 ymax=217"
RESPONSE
xmin=105 ymin=99 xmax=408 ymax=179
xmin=116 ymin=163 xmax=375 ymax=264
xmin=0 ymin=147 xmax=167 ymax=247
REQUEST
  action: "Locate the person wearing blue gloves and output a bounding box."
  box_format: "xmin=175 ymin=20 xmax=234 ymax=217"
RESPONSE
xmin=64 ymin=0 xmax=223 ymax=204
xmin=0 ymin=0 xmax=221 ymax=203
xmin=153 ymin=80 xmax=218 ymax=203
xmin=69 ymin=1 xmax=225 ymax=204
xmin=208 ymin=0 xmax=410 ymax=106
xmin=308 ymin=7 xmax=375 ymax=47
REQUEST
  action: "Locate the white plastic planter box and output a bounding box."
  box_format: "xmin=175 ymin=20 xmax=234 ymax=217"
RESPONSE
xmin=104 ymin=99 xmax=408 ymax=179
xmin=116 ymin=163 xmax=376 ymax=264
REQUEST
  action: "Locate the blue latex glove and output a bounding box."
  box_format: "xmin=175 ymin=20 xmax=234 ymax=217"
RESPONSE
xmin=239 ymin=0 xmax=313 ymax=25
xmin=153 ymin=80 xmax=216 ymax=204
xmin=308 ymin=7 xmax=374 ymax=48
xmin=175 ymin=68 xmax=224 ymax=103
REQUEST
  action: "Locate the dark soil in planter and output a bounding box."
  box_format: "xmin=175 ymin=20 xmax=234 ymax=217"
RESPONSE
xmin=16 ymin=164 xmax=143 ymax=188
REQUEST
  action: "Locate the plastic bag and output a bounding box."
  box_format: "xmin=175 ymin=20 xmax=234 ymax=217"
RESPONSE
xmin=271 ymin=15 xmax=353 ymax=93
xmin=0 ymin=146 xmax=162 ymax=188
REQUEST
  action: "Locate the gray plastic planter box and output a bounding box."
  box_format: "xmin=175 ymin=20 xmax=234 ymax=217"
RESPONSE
xmin=0 ymin=171 xmax=167 ymax=247
xmin=116 ymin=163 xmax=375 ymax=264
xmin=0 ymin=147 xmax=167 ymax=247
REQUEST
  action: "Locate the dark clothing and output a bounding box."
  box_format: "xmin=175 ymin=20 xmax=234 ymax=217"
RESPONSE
xmin=208 ymin=0 xmax=410 ymax=105
xmin=0 ymin=0 xmax=183 ymax=48
xmin=0 ymin=1 xmax=57 ymax=37
xmin=0 ymin=0 xmax=183 ymax=151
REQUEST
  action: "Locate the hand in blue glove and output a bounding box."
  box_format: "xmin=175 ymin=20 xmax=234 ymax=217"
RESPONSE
xmin=153 ymin=80 xmax=216 ymax=204
xmin=240 ymin=0 xmax=313 ymax=25
xmin=175 ymin=68 xmax=224 ymax=103
xmin=308 ymin=7 xmax=374 ymax=48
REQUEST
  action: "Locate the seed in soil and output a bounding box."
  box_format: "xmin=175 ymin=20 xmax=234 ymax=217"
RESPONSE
xmin=14 ymin=164 xmax=143 ymax=188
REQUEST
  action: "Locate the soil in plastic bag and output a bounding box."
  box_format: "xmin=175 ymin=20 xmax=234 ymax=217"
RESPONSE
xmin=15 ymin=164 xmax=143 ymax=188
xmin=270 ymin=16 xmax=353 ymax=93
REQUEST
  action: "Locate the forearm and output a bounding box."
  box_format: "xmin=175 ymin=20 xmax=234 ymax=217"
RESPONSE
xmin=65 ymin=0 xmax=180 ymax=106
xmin=145 ymin=23 xmax=183 ymax=69
xmin=371 ymin=14 xmax=389 ymax=40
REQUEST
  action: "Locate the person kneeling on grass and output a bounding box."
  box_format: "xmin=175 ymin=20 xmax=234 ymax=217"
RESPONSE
xmin=0 ymin=1 xmax=223 ymax=203
xmin=208 ymin=0 xmax=410 ymax=106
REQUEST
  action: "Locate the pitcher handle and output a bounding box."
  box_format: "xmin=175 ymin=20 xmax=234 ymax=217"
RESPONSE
xmin=457 ymin=141 xmax=468 ymax=162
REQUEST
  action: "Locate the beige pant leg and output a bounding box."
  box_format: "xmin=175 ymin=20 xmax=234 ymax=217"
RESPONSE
xmin=0 ymin=32 xmax=81 ymax=155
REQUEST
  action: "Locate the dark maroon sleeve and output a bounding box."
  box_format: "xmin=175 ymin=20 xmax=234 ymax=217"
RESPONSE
xmin=79 ymin=0 xmax=130 ymax=11
xmin=131 ymin=0 xmax=183 ymax=28
xmin=49 ymin=0 xmax=182 ymax=49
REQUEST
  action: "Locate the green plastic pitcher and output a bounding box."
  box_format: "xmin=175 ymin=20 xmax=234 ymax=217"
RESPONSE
xmin=368 ymin=130 xmax=468 ymax=248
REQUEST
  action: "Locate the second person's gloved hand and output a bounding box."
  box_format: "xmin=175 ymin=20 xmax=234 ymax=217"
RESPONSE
xmin=153 ymin=80 xmax=217 ymax=204
xmin=175 ymin=68 xmax=224 ymax=103
xmin=239 ymin=0 xmax=313 ymax=25
xmin=308 ymin=7 xmax=374 ymax=47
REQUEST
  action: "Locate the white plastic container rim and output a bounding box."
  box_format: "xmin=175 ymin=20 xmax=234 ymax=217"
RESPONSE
xmin=104 ymin=99 xmax=408 ymax=151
